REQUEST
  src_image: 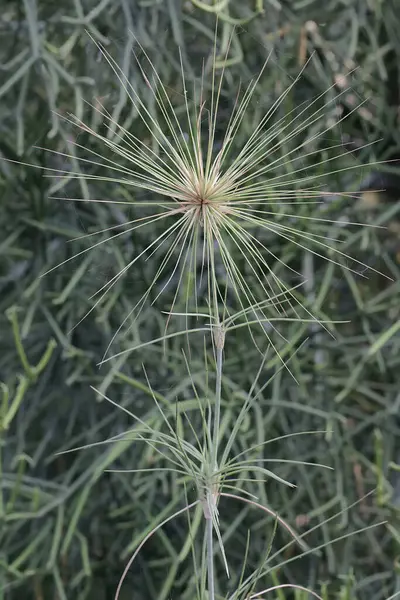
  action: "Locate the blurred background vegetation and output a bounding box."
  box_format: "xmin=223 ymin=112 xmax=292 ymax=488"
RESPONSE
xmin=1 ymin=1 xmax=400 ymax=599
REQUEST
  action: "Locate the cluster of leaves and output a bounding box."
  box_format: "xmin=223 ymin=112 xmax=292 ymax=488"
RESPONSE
xmin=1 ymin=1 xmax=400 ymax=599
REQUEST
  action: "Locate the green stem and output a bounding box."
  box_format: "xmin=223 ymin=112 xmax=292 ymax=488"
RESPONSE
xmin=206 ymin=516 xmax=215 ymax=600
xmin=6 ymin=306 xmax=34 ymax=379
xmin=212 ymin=344 xmax=223 ymax=470
xmin=207 ymin=327 xmax=224 ymax=600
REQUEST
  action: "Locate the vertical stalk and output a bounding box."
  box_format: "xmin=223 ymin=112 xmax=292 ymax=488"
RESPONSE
xmin=206 ymin=325 xmax=225 ymax=600
xmin=211 ymin=343 xmax=223 ymax=470
xmin=206 ymin=516 xmax=215 ymax=600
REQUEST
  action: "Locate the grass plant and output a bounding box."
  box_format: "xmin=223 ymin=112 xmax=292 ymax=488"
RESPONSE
xmin=34 ymin=20 xmax=393 ymax=600
xmin=1 ymin=2 xmax=400 ymax=600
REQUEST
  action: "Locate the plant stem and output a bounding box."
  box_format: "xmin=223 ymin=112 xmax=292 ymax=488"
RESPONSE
xmin=207 ymin=329 xmax=224 ymax=600
xmin=212 ymin=344 xmax=223 ymax=470
xmin=206 ymin=515 xmax=215 ymax=600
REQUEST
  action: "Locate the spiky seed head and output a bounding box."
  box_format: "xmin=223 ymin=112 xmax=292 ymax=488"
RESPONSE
xmin=42 ymin=32 xmax=382 ymax=361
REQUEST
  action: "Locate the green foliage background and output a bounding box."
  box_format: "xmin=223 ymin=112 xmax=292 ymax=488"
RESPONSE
xmin=1 ymin=1 xmax=400 ymax=599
